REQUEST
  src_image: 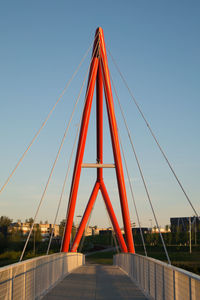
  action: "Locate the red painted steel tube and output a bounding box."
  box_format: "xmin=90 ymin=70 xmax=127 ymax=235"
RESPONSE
xmin=63 ymin=27 xmax=134 ymax=254
xmin=71 ymin=182 xmax=100 ymax=252
xmin=99 ymin=28 xmax=135 ymax=253
xmin=62 ymin=56 xmax=99 ymax=252
xmin=96 ymin=64 xmax=103 ymax=182
xmin=100 ymin=181 xmax=128 ymax=253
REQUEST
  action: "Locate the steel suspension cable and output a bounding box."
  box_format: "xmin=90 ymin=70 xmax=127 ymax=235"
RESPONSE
xmin=19 ymin=48 xmax=96 ymax=262
xmin=46 ymin=124 xmax=80 ymax=255
xmin=0 ymin=35 xmax=97 ymax=196
xmin=119 ymin=134 xmax=147 ymax=256
xmin=108 ymin=49 xmax=199 ymax=219
xmin=110 ymin=74 xmax=171 ymax=264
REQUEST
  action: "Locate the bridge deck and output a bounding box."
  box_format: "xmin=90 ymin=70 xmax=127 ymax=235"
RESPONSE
xmin=42 ymin=264 xmax=148 ymax=300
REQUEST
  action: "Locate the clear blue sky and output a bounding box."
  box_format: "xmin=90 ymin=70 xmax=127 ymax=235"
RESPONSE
xmin=0 ymin=1 xmax=199 ymax=229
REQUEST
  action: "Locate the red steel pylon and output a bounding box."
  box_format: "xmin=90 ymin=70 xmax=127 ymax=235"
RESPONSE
xmin=62 ymin=27 xmax=135 ymax=253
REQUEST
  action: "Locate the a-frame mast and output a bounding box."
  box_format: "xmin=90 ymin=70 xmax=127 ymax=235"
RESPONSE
xmin=62 ymin=27 xmax=135 ymax=253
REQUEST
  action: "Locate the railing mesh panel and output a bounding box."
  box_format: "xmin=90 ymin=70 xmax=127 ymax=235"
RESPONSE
xmin=191 ymin=277 xmax=200 ymax=299
xmin=164 ymin=266 xmax=174 ymax=300
xmin=149 ymin=261 xmax=155 ymax=298
xmin=114 ymin=253 xmax=200 ymax=300
xmin=155 ymin=264 xmax=163 ymax=300
xmin=0 ymin=252 xmax=84 ymax=300
xmin=175 ymin=271 xmax=189 ymax=300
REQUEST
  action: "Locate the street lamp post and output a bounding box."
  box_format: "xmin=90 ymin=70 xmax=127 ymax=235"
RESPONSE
xmin=189 ymin=217 xmax=192 ymax=254
xmin=195 ymin=216 xmax=197 ymax=246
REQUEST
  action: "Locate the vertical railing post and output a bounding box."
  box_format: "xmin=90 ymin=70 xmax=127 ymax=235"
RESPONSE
xmin=9 ymin=267 xmax=13 ymax=300
xmin=162 ymin=266 xmax=165 ymax=300
xmin=154 ymin=262 xmax=157 ymax=300
xmin=33 ymin=263 xmax=36 ymax=299
xmin=148 ymin=260 xmax=150 ymax=296
xmin=189 ymin=276 xmax=192 ymax=300
xmin=11 ymin=276 xmax=14 ymax=300
xmin=139 ymin=256 xmax=141 ymax=285
xmin=62 ymin=254 xmax=64 ymax=277
xmin=173 ymin=270 xmax=176 ymax=300
xmin=143 ymin=257 xmax=145 ymax=290
xmin=132 ymin=254 xmax=134 ymax=279
xmin=23 ymin=264 xmax=26 ymax=300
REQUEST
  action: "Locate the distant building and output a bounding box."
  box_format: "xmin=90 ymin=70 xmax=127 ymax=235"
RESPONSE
xmin=74 ymin=226 xmax=115 ymax=237
xmin=84 ymin=226 xmax=93 ymax=236
xmin=170 ymin=217 xmax=200 ymax=233
xmin=9 ymin=222 xmax=60 ymax=238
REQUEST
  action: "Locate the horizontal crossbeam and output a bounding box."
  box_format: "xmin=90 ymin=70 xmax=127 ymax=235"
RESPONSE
xmin=82 ymin=163 xmax=115 ymax=168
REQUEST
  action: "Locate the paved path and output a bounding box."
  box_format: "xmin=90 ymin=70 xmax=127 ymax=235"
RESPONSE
xmin=43 ymin=264 xmax=148 ymax=300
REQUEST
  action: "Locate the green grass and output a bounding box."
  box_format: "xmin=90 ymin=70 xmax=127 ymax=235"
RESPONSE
xmin=0 ymin=250 xmax=49 ymax=267
xmin=0 ymin=251 xmax=21 ymax=267
xmin=86 ymin=251 xmax=116 ymax=265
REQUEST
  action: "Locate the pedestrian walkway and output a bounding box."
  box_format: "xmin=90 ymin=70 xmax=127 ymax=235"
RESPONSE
xmin=42 ymin=264 xmax=148 ymax=300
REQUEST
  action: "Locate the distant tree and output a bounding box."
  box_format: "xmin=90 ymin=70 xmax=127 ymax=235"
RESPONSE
xmin=59 ymin=219 xmax=66 ymax=237
xmin=153 ymin=233 xmax=160 ymax=246
xmin=168 ymin=232 xmax=173 ymax=245
xmin=0 ymin=232 xmax=8 ymax=252
xmin=71 ymin=222 xmax=76 ymax=241
xmin=175 ymin=226 xmax=181 ymax=245
xmin=165 ymin=225 xmax=170 ymax=232
xmin=45 ymin=220 xmax=48 ymax=224
xmin=25 ymin=218 xmax=34 ymax=227
xmin=10 ymin=227 xmax=23 ymax=242
xmin=59 ymin=219 xmax=76 ymax=241
xmin=0 ymin=216 xmax=12 ymax=227
xmin=0 ymin=216 xmax=12 ymax=238
xmin=35 ymin=224 xmax=42 ymax=242
xmin=145 ymin=232 xmax=151 ymax=246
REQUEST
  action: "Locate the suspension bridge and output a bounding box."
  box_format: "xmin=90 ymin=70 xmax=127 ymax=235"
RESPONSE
xmin=0 ymin=27 xmax=200 ymax=300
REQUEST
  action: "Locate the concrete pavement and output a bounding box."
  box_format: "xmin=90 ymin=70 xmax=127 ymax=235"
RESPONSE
xmin=42 ymin=264 xmax=148 ymax=300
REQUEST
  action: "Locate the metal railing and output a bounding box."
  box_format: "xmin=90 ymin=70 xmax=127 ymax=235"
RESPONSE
xmin=114 ymin=253 xmax=200 ymax=300
xmin=0 ymin=252 xmax=85 ymax=300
